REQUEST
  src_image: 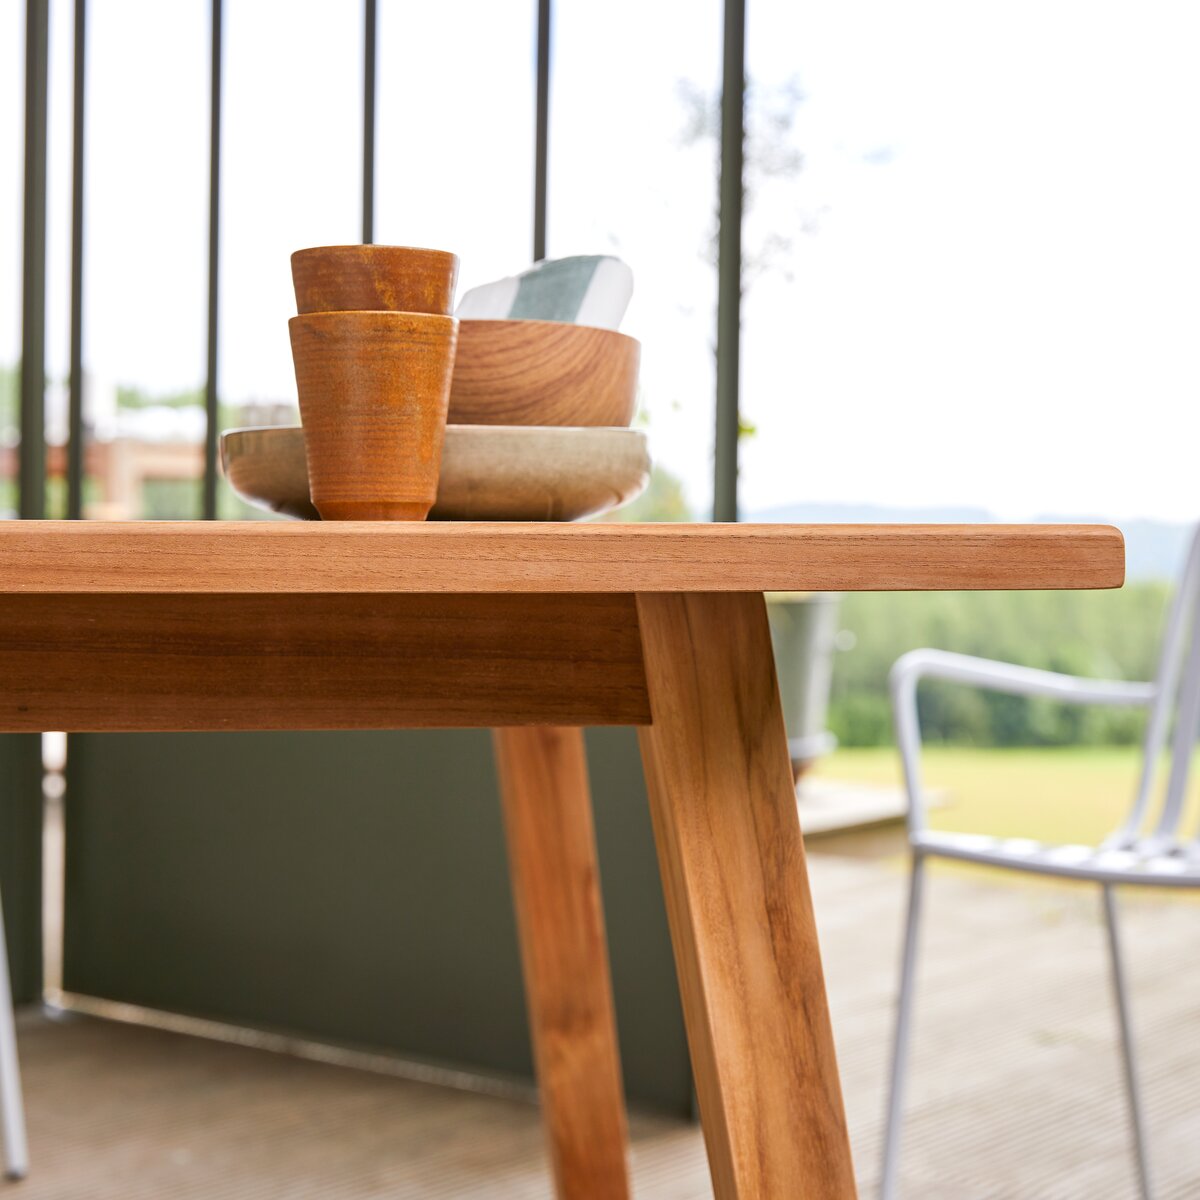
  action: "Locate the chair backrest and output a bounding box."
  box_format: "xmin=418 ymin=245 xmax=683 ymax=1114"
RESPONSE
xmin=1110 ymin=523 xmax=1200 ymax=851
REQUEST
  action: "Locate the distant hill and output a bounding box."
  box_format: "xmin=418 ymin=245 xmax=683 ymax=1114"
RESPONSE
xmin=750 ymin=502 xmax=995 ymax=526
xmin=747 ymin=503 xmax=1193 ymax=582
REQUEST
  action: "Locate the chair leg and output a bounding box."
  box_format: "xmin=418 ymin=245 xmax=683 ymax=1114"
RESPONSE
xmin=0 ymin=886 xmax=28 ymax=1180
xmin=880 ymin=852 xmax=925 ymax=1200
xmin=1101 ymin=884 xmax=1152 ymax=1200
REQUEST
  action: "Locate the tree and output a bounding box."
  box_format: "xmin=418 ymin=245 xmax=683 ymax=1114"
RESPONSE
xmin=677 ymin=73 xmax=820 ymax=445
xmin=606 ymin=461 xmax=694 ymax=523
xmin=0 ymin=363 xmax=18 ymax=438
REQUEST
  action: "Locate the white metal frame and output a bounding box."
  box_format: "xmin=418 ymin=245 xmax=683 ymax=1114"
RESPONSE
xmin=0 ymin=883 xmax=27 ymax=1179
xmin=881 ymin=524 xmax=1200 ymax=1200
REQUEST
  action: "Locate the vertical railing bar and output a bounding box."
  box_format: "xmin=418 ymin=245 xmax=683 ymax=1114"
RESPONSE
xmin=713 ymin=0 xmax=745 ymax=523
xmin=533 ymin=0 xmax=551 ymax=261
xmin=67 ymin=0 xmax=87 ymax=520
xmin=362 ymin=0 xmax=377 ymax=244
xmin=20 ymin=0 xmax=49 ymax=520
xmin=203 ymin=0 xmax=223 ymax=519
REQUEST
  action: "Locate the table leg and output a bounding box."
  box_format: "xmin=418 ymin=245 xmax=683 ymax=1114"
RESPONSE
xmin=493 ymin=727 xmax=631 ymax=1199
xmin=636 ymin=592 xmax=857 ymax=1199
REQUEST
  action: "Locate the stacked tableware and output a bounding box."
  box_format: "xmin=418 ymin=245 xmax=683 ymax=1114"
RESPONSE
xmin=289 ymin=245 xmax=459 ymax=521
xmin=221 ymin=252 xmax=650 ymax=522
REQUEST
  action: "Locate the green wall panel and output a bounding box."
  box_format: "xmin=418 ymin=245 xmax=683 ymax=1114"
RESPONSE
xmin=0 ymin=735 xmax=43 ymax=1005
xmin=64 ymin=729 xmax=692 ymax=1114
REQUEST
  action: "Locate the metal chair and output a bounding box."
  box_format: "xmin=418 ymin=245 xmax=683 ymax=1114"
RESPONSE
xmin=881 ymin=524 xmax=1200 ymax=1200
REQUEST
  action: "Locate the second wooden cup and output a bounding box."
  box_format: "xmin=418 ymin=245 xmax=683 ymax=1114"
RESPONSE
xmin=289 ymin=310 xmax=458 ymax=521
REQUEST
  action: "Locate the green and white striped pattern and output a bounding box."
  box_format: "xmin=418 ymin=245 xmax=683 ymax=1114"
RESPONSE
xmin=456 ymin=255 xmax=633 ymax=329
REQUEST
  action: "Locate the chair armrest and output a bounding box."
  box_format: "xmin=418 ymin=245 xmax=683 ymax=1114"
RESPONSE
xmin=889 ymin=649 xmax=1155 ymax=836
xmin=890 ymin=649 xmax=1156 ymax=707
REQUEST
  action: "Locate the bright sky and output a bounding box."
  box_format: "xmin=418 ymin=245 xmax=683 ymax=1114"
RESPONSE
xmin=3 ymin=0 xmax=1199 ymax=522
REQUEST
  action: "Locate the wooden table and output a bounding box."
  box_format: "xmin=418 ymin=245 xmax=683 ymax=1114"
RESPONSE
xmin=0 ymin=521 xmax=1124 ymax=1198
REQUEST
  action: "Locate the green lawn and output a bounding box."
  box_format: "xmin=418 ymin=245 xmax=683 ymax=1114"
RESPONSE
xmin=816 ymin=745 xmax=1198 ymax=847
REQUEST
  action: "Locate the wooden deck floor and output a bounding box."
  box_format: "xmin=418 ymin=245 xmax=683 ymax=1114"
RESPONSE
xmin=14 ymin=835 xmax=1200 ymax=1197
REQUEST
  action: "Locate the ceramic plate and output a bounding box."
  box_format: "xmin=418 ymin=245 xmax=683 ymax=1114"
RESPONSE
xmin=220 ymin=425 xmax=650 ymax=522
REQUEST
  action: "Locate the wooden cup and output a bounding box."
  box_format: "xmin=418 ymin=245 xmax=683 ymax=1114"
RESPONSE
xmin=291 ymin=245 xmax=459 ymax=316
xmin=289 ymin=310 xmax=458 ymax=521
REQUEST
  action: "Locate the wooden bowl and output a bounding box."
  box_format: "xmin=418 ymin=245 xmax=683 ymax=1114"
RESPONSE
xmin=448 ymin=319 xmax=639 ymax=427
xmin=291 ymin=245 xmax=459 ymax=316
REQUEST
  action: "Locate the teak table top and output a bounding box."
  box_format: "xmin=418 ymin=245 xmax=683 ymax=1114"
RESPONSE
xmin=0 ymin=520 xmax=1124 ymax=593
xmin=0 ymin=517 xmax=1127 ymax=1199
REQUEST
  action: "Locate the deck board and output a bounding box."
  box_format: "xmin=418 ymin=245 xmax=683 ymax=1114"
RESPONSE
xmin=19 ymin=840 xmax=1200 ymax=1197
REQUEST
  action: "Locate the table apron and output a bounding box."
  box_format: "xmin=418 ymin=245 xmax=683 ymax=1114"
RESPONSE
xmin=0 ymin=592 xmax=651 ymax=731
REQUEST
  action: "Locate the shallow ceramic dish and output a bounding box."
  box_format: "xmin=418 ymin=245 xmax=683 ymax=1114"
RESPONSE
xmin=220 ymin=425 xmax=650 ymax=522
xmin=448 ymin=319 xmax=640 ymax=427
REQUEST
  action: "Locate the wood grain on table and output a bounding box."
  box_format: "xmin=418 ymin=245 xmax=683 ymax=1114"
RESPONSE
xmin=0 ymin=592 xmax=650 ymax=732
xmin=0 ymin=522 xmax=1124 ymax=594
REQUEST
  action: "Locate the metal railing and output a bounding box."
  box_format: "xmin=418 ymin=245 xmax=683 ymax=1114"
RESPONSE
xmin=18 ymin=0 xmax=747 ymax=522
